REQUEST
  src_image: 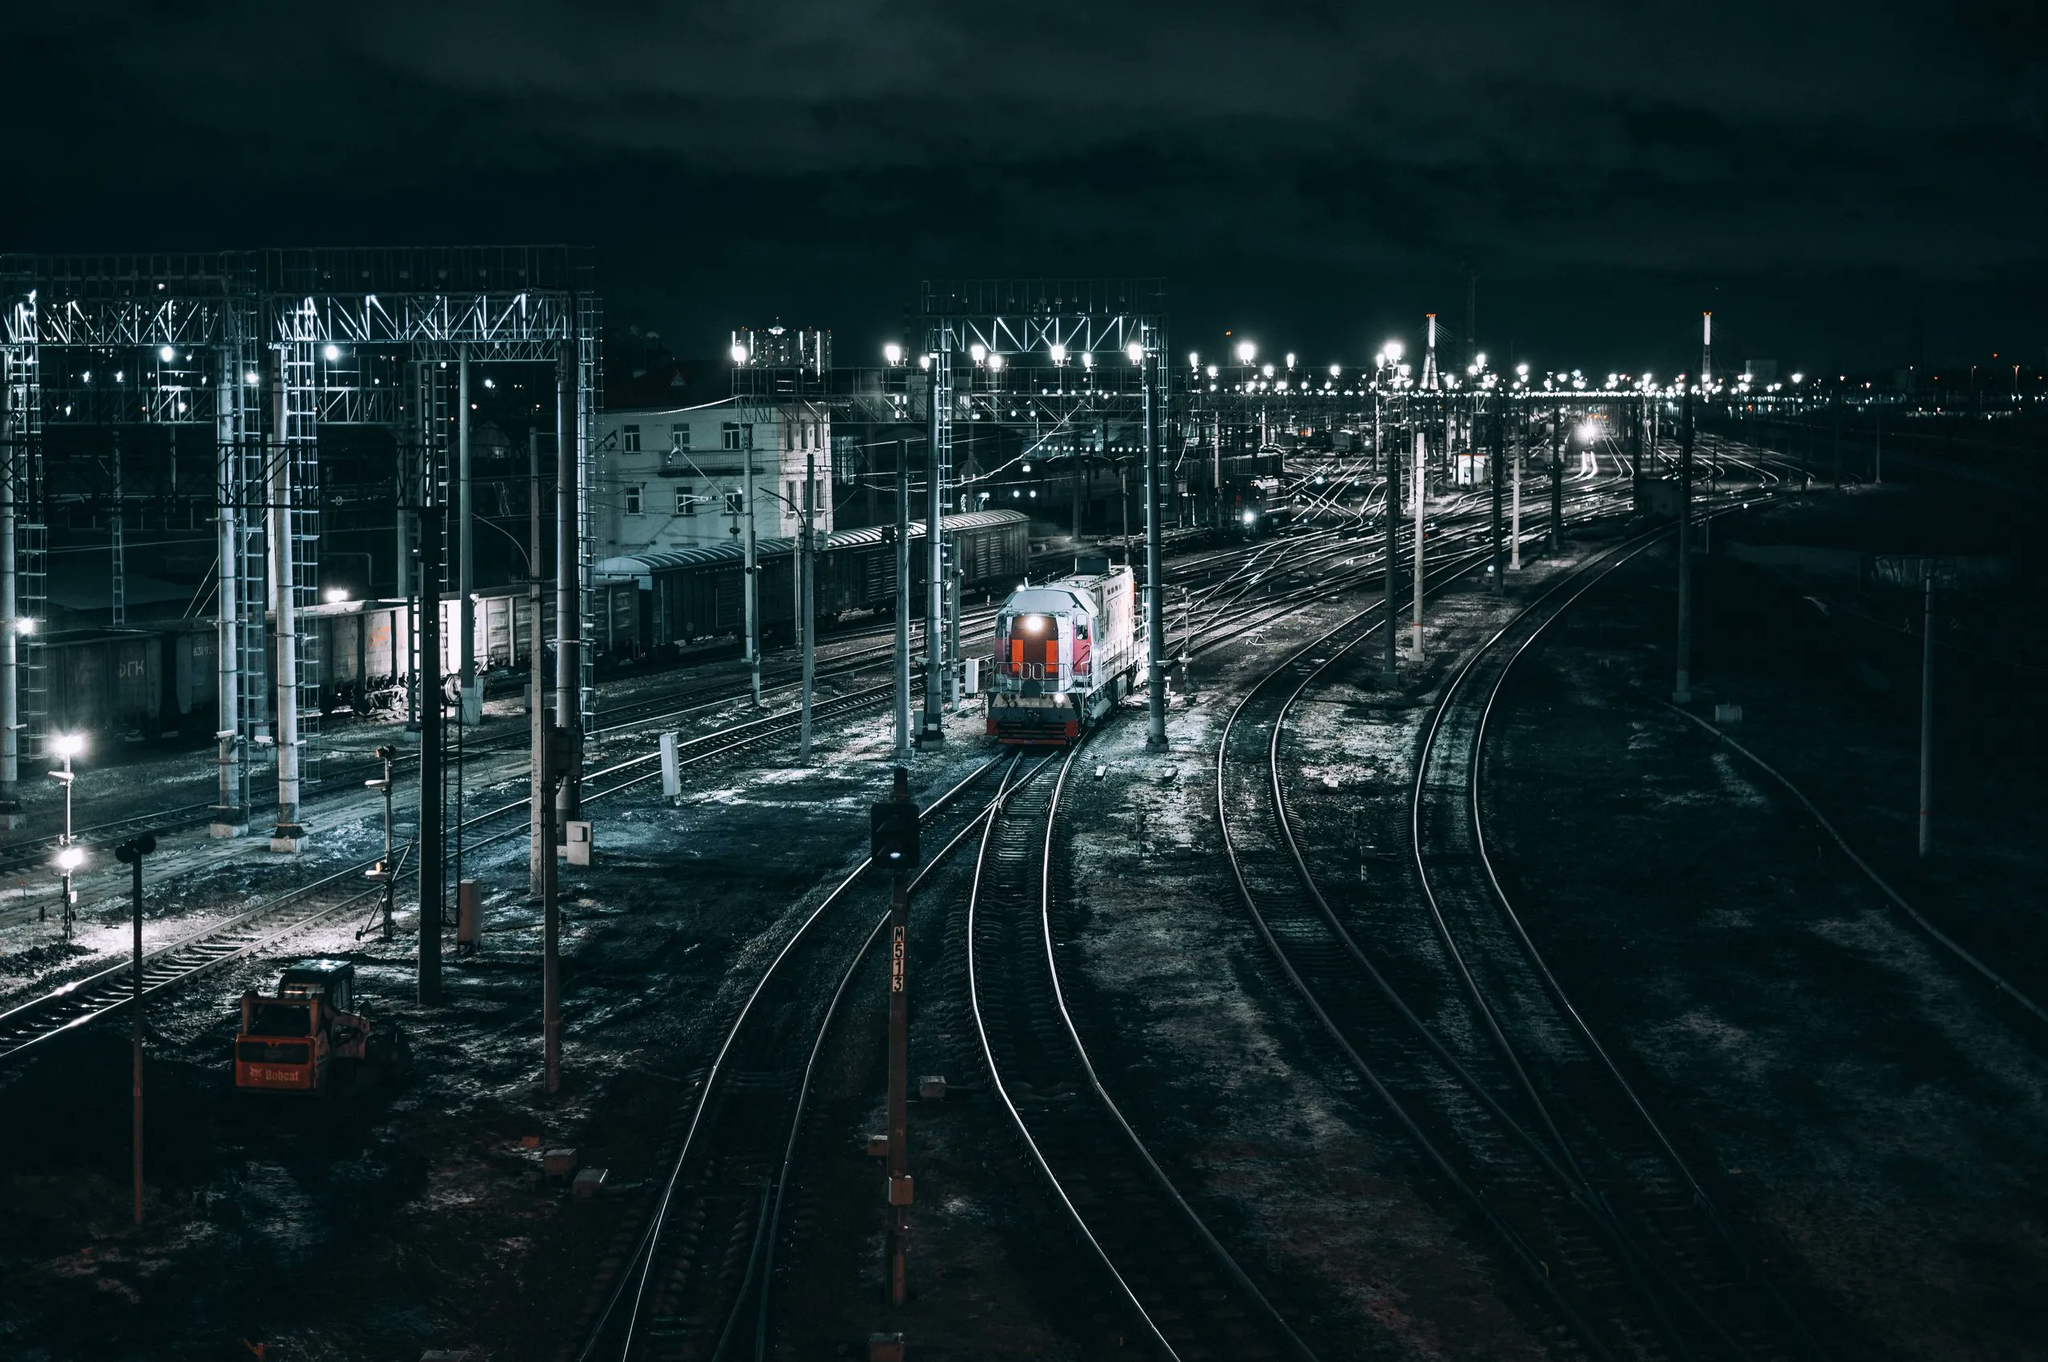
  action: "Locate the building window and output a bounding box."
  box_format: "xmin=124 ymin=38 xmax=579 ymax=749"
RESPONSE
xmin=625 ymin=484 xmax=643 ymax=514
xmin=724 ymin=491 xmax=744 ymax=517
xmin=671 ymin=423 xmax=690 ymax=450
xmin=622 ymin=424 xmax=641 ymax=452
xmin=787 ymin=480 xmax=798 ymax=514
xmin=721 ymin=422 xmax=741 ymax=451
xmin=677 ymin=487 xmax=694 ymax=516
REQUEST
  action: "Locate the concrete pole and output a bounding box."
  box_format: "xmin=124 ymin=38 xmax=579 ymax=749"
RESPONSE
xmin=1489 ymin=407 xmax=1504 ymax=592
xmin=1381 ymin=400 xmax=1399 ymax=688
xmin=885 ymin=764 xmax=913 ymax=1302
xmin=398 ymin=432 xmax=416 ymax=733
xmin=1510 ymin=413 xmax=1523 ymax=571
xmin=894 ymin=440 xmax=912 ymax=763
xmin=743 ymin=423 xmax=761 ymax=707
xmin=269 ymin=376 xmax=304 ymax=851
xmin=128 ymin=848 xmax=145 ymax=1225
xmin=1631 ymin=398 xmax=1646 ymax=512
xmin=555 ymin=348 xmax=581 ymax=819
xmin=1211 ymin=410 xmax=1222 ymax=530
xmin=458 ymin=358 xmax=479 ymax=725
xmin=1674 ymin=386 xmax=1695 ymax=704
xmin=922 ymin=359 xmax=946 ymax=745
xmin=1 ymin=392 xmax=20 ymax=829
xmin=1918 ymin=572 xmax=1934 ymax=858
xmin=1144 ymin=346 xmax=1166 ymax=749
xmin=211 ymin=380 xmax=245 ymax=836
xmin=542 ymin=725 xmax=562 ymax=1091
xmin=529 ymin=430 xmax=545 ymax=898
xmin=1411 ymin=429 xmax=1425 ymax=659
xmin=800 ymin=448 xmax=816 ymax=761
xmin=1547 ymin=409 xmax=1563 ymax=550
xmin=419 ymin=494 xmax=443 ymax=1005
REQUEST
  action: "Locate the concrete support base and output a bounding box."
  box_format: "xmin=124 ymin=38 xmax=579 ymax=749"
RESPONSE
xmin=0 ymin=802 xmax=21 ymax=832
xmin=209 ymin=812 xmax=249 ymax=839
xmin=914 ymin=728 xmax=945 ymax=747
xmin=460 ymin=684 xmax=483 ymax=727
xmin=269 ymin=823 xmax=308 ymax=854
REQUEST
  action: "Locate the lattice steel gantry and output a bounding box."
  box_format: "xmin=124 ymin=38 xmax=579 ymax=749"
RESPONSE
xmin=0 ymin=247 xmax=602 ymax=842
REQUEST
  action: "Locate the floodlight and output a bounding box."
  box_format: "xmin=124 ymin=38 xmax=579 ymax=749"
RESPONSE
xmin=57 ymin=846 xmax=84 ymax=872
xmin=883 ymin=342 xmax=903 ymax=365
xmin=52 ymin=733 xmax=85 ymax=759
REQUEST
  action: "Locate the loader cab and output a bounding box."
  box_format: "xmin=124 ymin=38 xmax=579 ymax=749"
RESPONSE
xmin=235 ymin=959 xmax=368 ymax=1095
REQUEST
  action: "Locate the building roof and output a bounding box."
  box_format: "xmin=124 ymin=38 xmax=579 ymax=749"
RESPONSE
xmin=596 ymin=509 xmax=1027 ymax=579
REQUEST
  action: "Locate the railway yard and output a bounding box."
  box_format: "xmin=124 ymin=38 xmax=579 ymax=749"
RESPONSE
xmin=2 ymin=426 xmax=2042 ymax=1362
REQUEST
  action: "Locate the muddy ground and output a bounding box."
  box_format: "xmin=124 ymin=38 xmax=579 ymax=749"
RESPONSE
xmin=5 ymin=475 xmax=2043 ymax=1360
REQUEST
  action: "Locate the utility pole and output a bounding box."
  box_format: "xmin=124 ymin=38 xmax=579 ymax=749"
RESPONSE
xmin=742 ymin=422 xmax=761 ymax=706
xmin=457 ymin=358 xmax=479 ymax=725
xmin=542 ymin=723 xmax=566 ymax=1091
xmin=1510 ymin=409 xmax=1523 ymax=571
xmin=269 ymin=374 xmax=306 ymax=853
xmin=555 ymin=348 xmax=583 ymax=819
xmin=1918 ymin=571 xmax=1935 ymax=858
xmin=0 ymin=398 xmax=17 ymax=830
xmin=117 ymin=833 xmax=156 ymax=1226
xmin=1631 ymin=398 xmax=1646 ymax=512
xmin=1489 ymin=407 xmax=1504 ymax=592
xmin=1411 ymin=429 xmax=1426 ymax=659
xmin=1143 ymin=339 xmax=1166 ymax=749
xmin=1547 ymin=407 xmax=1564 ymax=550
xmin=799 ymin=448 xmax=816 ymax=761
xmin=529 ymin=430 xmax=546 ymax=898
xmin=1674 ymin=385 xmax=1695 ymax=705
xmin=1381 ymin=408 xmax=1400 ymax=688
xmin=869 ymin=768 xmax=920 ymax=1306
xmin=371 ymin=746 xmax=397 ymax=939
xmin=921 ymin=346 xmax=950 ymax=745
xmin=894 ymin=439 xmax=912 ymax=763
xmin=419 ymin=497 xmax=443 ymax=1006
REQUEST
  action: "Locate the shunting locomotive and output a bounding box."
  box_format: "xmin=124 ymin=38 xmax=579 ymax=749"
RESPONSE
xmin=985 ymin=555 xmax=1139 ymax=745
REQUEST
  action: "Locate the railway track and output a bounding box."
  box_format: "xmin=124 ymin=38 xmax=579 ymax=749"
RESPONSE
xmin=573 ymin=754 xmax=1017 ymax=1362
xmin=1409 ymin=530 xmax=1817 ymax=1358
xmin=1217 ymin=516 xmax=1816 ymax=1359
xmin=968 ymin=737 xmax=1318 ymax=1362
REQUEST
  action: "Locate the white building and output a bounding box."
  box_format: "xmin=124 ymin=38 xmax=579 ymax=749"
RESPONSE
xmin=592 ymin=396 xmax=834 ymax=560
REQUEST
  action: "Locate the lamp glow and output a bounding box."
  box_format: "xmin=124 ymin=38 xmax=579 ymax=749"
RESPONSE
xmin=57 ymin=846 xmax=84 ymax=872
xmin=52 ymin=733 xmax=85 ymax=759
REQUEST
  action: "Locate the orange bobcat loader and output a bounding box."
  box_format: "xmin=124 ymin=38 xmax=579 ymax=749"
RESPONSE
xmin=233 ymin=959 xmax=372 ymax=1095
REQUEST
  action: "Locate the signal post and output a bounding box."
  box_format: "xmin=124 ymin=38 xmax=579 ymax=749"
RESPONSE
xmin=871 ymin=768 xmax=921 ymax=1305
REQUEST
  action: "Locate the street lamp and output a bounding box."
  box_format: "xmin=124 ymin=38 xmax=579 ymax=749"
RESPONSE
xmin=883 ymin=342 xmax=903 ymax=366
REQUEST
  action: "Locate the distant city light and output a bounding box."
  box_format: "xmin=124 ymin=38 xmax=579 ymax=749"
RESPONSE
xmin=1329 ymin=364 xmax=1341 ymax=377
xmin=1383 ymin=341 xmax=1405 ymax=364
xmin=731 ymin=343 xmax=749 ymax=365
xmin=1235 ymin=341 xmax=1256 ymax=364
xmin=1285 ymin=353 xmax=1296 ymax=369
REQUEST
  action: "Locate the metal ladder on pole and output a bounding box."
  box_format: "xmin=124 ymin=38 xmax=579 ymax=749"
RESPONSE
xmin=11 ymin=289 xmax=48 ymax=758
xmin=279 ymin=299 xmax=322 ymax=783
xmin=574 ymin=292 xmax=602 ymax=736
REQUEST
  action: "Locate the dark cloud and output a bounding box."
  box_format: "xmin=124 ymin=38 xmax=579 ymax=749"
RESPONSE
xmin=6 ymin=1 xmax=2044 ymax=371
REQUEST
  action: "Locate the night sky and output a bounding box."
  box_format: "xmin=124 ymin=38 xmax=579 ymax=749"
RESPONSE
xmin=8 ymin=1 xmax=2044 ymax=375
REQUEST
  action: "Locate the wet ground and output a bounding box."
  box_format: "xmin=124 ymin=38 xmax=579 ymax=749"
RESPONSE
xmin=4 ymin=476 xmax=2043 ymax=1360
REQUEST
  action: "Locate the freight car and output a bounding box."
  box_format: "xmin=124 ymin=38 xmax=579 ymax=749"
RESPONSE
xmin=40 ymin=623 xmax=221 ymax=741
xmin=596 ymin=509 xmax=1030 ymax=652
xmin=984 ymin=553 xmax=1139 ymax=745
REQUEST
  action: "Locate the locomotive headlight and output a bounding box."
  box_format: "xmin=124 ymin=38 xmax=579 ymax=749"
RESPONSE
xmin=1242 ymin=510 xmax=1257 ymax=525
xmin=1022 ymin=615 xmax=1045 ymax=633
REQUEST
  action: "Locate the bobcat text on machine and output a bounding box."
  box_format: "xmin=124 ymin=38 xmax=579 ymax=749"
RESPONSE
xmin=986 ymin=554 xmax=1139 ymax=745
